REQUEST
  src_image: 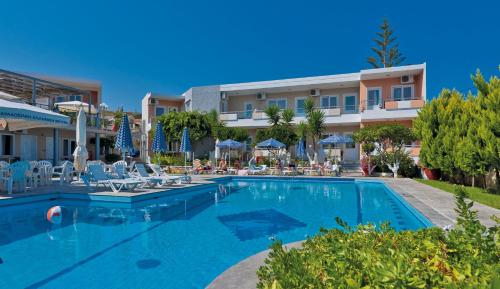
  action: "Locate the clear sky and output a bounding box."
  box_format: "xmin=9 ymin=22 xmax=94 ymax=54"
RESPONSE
xmin=0 ymin=0 xmax=498 ymax=111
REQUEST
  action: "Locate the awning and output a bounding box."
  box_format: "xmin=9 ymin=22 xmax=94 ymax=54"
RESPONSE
xmin=0 ymin=99 xmax=70 ymax=131
xmin=55 ymin=101 xmax=97 ymax=114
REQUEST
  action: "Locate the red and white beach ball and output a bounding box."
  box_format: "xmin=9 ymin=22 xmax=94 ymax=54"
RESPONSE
xmin=47 ymin=206 xmax=62 ymax=225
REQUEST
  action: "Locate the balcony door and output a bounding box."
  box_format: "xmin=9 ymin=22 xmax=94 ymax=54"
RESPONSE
xmin=367 ymin=88 xmax=381 ymax=109
xmin=20 ymin=135 xmax=37 ymax=161
xmin=244 ymin=102 xmax=253 ymax=119
xmin=343 ymin=94 xmax=357 ymax=113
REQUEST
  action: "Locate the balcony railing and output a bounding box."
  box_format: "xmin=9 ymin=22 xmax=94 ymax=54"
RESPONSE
xmin=219 ymin=106 xmax=360 ymax=122
xmin=362 ymin=97 xmax=424 ymax=111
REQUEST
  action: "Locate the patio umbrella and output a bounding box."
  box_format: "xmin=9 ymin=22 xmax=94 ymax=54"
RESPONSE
xmin=180 ymin=127 xmax=191 ymax=173
xmin=256 ymin=138 xmax=285 ymax=167
xmin=73 ymin=107 xmax=88 ymax=172
xmin=295 ymin=138 xmax=306 ymax=160
xmin=151 ymin=121 xmax=168 ymax=164
xmin=319 ymin=134 xmax=352 ymax=161
xmin=115 ymin=114 xmax=134 ymax=160
xmin=216 ymin=139 xmax=243 ymax=167
xmin=56 ymin=101 xmax=98 ymax=114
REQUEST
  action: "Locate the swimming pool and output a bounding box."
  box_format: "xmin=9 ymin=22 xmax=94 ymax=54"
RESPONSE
xmin=0 ymin=178 xmax=432 ymax=288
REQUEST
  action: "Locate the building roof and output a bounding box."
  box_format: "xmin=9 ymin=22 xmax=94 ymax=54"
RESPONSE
xmin=218 ymin=63 xmax=426 ymax=94
xmin=0 ymin=68 xmax=94 ymax=102
xmin=144 ymin=92 xmax=184 ymax=102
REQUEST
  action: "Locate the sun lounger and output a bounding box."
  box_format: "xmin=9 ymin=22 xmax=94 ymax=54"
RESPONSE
xmin=86 ymin=164 xmax=143 ymax=193
xmin=147 ymin=164 xmax=182 ymax=184
xmin=248 ymin=164 xmax=268 ymax=175
xmin=133 ymin=163 xmax=175 ymax=187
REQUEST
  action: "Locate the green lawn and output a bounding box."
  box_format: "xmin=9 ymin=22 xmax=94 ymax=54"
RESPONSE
xmin=415 ymin=179 xmax=500 ymax=209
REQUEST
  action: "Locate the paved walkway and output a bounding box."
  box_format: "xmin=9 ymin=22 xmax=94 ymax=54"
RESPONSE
xmin=207 ymin=178 xmax=500 ymax=289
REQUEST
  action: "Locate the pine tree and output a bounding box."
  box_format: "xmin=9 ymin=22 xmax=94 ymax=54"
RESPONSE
xmin=367 ymin=19 xmax=406 ymax=68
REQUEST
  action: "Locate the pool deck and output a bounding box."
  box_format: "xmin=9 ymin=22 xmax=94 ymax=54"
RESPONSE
xmin=1 ymin=176 xmax=498 ymax=289
xmin=207 ymin=177 xmax=500 ymax=289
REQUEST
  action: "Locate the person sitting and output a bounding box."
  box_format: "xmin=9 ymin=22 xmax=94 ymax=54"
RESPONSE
xmin=216 ymin=159 xmax=228 ymax=174
xmin=233 ymin=159 xmax=241 ymax=170
xmin=204 ymin=160 xmax=213 ymax=172
xmin=193 ymin=159 xmax=203 ymax=174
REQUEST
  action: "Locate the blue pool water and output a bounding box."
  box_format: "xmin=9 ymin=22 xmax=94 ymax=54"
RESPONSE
xmin=0 ymin=178 xmax=431 ymax=288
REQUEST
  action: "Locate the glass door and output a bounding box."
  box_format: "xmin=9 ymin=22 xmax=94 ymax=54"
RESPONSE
xmin=344 ymin=95 xmax=357 ymax=113
xmin=244 ymin=103 xmax=253 ymax=119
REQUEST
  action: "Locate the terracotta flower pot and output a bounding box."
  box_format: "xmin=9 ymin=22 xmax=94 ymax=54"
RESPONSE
xmin=423 ymin=168 xmax=440 ymax=180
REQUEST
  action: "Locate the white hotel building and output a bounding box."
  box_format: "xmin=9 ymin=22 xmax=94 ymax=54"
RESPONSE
xmin=142 ymin=63 xmax=426 ymax=163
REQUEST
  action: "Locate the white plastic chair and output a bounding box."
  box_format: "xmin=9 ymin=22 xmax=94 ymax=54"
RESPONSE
xmin=38 ymin=160 xmax=53 ymax=185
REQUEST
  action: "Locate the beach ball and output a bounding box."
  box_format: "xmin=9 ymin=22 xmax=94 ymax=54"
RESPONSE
xmin=47 ymin=206 xmax=62 ymax=225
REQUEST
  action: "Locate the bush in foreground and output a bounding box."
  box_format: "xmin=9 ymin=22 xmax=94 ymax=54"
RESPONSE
xmin=257 ymin=188 xmax=499 ymax=289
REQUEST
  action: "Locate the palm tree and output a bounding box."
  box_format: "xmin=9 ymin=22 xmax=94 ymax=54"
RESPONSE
xmin=304 ymin=97 xmax=315 ymax=117
xmin=280 ymin=108 xmax=295 ymax=126
xmin=307 ymin=110 xmax=326 ymax=151
xmin=264 ymin=105 xmax=281 ymax=126
xmin=296 ymin=121 xmax=309 ymax=140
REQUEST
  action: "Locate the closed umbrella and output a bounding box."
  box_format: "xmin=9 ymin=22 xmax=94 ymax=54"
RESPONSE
xmin=214 ymin=139 xmax=221 ymax=164
xmin=115 ymin=114 xmax=134 ymax=160
xmin=151 ymin=121 xmax=168 ymax=164
xmin=73 ymin=107 xmax=88 ymax=173
xmin=295 ymin=138 xmax=306 ymax=160
xmin=180 ymin=127 xmax=191 ymax=173
xmin=216 ymin=139 xmax=243 ymax=167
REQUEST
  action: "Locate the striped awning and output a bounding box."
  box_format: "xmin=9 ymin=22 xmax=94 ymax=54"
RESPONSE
xmin=0 ymin=98 xmax=69 ymax=130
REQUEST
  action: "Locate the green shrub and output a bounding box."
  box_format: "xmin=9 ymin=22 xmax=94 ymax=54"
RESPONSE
xmin=257 ymin=187 xmax=500 ymax=289
xmin=153 ymin=154 xmax=187 ymax=166
xmin=104 ymin=153 xmax=120 ymax=163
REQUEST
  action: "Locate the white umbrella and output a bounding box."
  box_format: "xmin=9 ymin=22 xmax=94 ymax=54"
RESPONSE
xmin=214 ymin=139 xmax=221 ymax=160
xmin=56 ymin=101 xmax=97 ymax=114
xmin=73 ymin=108 xmax=88 ymax=172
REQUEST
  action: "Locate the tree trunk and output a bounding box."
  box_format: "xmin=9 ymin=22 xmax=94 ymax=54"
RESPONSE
xmin=472 ymin=175 xmax=475 ymax=187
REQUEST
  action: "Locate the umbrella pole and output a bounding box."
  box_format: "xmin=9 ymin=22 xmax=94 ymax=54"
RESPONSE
xmin=229 ymin=147 xmax=231 ymax=168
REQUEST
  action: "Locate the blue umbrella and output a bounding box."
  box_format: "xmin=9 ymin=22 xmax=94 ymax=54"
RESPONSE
xmin=151 ymin=121 xmax=168 ymax=164
xmin=318 ymin=134 xmax=352 ymax=145
xmin=216 ymin=139 xmax=243 ymax=167
xmin=319 ymin=134 xmax=353 ymax=161
xmin=256 ymin=138 xmax=285 ymax=149
xmin=151 ymin=121 xmax=168 ymax=153
xmin=180 ymin=127 xmax=191 ymax=172
xmin=256 ymin=138 xmax=285 ymax=167
xmin=115 ymin=114 xmax=134 ymax=160
xmin=295 ymin=138 xmax=306 ymax=160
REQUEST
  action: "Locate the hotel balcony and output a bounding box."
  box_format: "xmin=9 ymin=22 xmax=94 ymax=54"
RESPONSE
xmin=219 ymin=106 xmax=361 ymax=128
xmin=361 ymin=97 xmax=425 ymax=122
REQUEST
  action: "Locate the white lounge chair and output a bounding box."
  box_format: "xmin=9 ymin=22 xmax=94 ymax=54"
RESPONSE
xmin=133 ymin=163 xmax=176 ymax=187
xmin=248 ymin=164 xmax=268 ymax=175
xmin=147 ymin=164 xmax=183 ymax=184
xmin=86 ymin=164 xmax=143 ymax=193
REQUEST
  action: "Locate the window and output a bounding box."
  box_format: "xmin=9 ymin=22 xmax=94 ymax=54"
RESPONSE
xmin=320 ymin=96 xmax=338 ymax=109
xmin=295 ymin=98 xmax=306 ymax=116
xmin=268 ymin=99 xmax=287 ymax=110
xmin=344 ymin=95 xmax=357 ymax=112
xmin=367 ymin=88 xmax=381 ymax=109
xmin=63 ymin=139 xmax=76 ymax=158
xmin=155 ymin=106 xmax=166 ymax=116
xmin=392 ymin=85 xmax=413 ymax=101
xmin=0 ymin=134 xmax=14 ymax=156
xmin=168 ymin=107 xmax=178 ymax=113
xmin=69 ymin=95 xmax=82 ymax=101
xmin=55 ymin=96 xmax=66 ymax=103
xmin=345 ymin=134 xmax=355 ymax=149
xmin=185 ymin=100 xmax=192 ymax=111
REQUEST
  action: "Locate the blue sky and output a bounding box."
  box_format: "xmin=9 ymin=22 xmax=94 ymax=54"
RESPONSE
xmin=0 ymin=0 xmax=498 ymax=111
